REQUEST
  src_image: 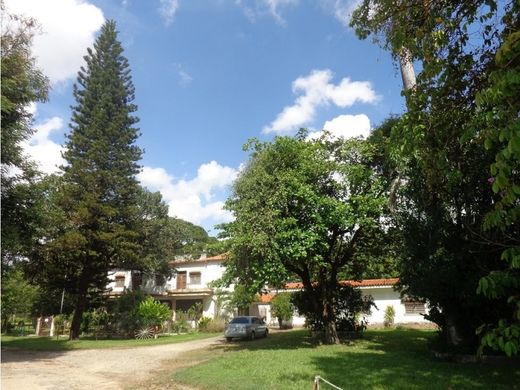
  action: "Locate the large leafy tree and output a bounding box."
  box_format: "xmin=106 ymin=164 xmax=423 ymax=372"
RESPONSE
xmin=220 ymin=133 xmax=387 ymax=344
xmin=167 ymin=217 xmax=219 ymax=259
xmin=351 ymin=0 xmax=518 ymax=351
xmin=1 ymin=8 xmax=49 ymax=268
xmin=44 ymin=21 xmax=143 ymax=340
xmin=475 ymin=8 xmax=520 ymax=356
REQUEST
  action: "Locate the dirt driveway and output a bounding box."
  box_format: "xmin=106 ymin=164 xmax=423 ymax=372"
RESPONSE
xmin=1 ymin=335 xmax=223 ymax=390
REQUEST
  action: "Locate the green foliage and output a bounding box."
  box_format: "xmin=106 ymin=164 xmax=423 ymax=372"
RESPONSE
xmin=351 ymin=0 xmax=517 ymax=352
xmin=220 ymin=135 xmax=387 ymax=343
xmin=186 ymin=302 xmax=203 ymax=322
xmin=172 ymin=310 xmax=190 ymax=333
xmin=81 ymin=308 xmax=110 ymax=338
xmin=198 ymin=316 xmax=212 ymax=330
xmin=1 ymin=266 xmax=40 ymax=331
xmin=292 ymin=284 xmax=374 ymax=332
xmin=34 ymin=20 xmax=143 ymax=339
xmin=137 ymin=297 xmax=172 ymax=328
xmin=384 ymin=305 xmax=395 ymax=328
xmin=1 ymin=8 xmax=49 ymax=268
xmin=135 ymin=188 xmax=175 ymax=281
xmin=197 ymin=316 xmax=227 ymax=333
xmin=474 ymin=8 xmax=520 ymax=356
xmin=111 ymin=290 xmax=146 ymax=336
xmin=227 ymin=284 xmax=257 ymax=315
xmin=167 ymin=217 xmax=219 ymax=259
xmin=271 ymin=292 xmax=293 ymax=326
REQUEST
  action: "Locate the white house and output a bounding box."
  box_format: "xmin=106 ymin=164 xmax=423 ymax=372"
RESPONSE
xmin=252 ymin=278 xmax=430 ymax=327
xmin=107 ymin=254 xmax=229 ymax=319
xmin=107 ymin=254 xmax=430 ymax=326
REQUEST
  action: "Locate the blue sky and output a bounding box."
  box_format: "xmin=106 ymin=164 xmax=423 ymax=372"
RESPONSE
xmin=7 ymin=0 xmax=406 ymax=235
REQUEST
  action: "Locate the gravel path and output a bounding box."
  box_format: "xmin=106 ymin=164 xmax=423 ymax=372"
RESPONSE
xmin=1 ymin=336 xmax=223 ymax=390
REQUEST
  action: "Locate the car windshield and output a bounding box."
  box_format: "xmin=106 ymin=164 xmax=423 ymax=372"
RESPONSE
xmin=230 ymin=317 xmax=249 ymax=324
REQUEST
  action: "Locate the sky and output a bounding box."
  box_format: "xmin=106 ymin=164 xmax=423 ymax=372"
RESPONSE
xmin=5 ymin=0 xmax=406 ymax=235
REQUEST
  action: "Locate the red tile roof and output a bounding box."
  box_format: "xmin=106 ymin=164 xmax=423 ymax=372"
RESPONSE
xmin=259 ymin=294 xmax=274 ymax=303
xmin=258 ymin=278 xmax=399 ymax=303
xmin=284 ymin=278 xmax=399 ymax=290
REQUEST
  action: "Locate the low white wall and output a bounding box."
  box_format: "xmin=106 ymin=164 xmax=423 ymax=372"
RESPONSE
xmin=257 ymin=285 xmax=430 ymax=327
xmin=360 ymin=286 xmax=429 ymax=324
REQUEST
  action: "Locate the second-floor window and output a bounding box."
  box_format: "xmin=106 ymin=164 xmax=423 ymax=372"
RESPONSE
xmin=189 ymin=272 xmax=201 ymax=285
xmin=115 ymin=275 xmax=125 ymax=288
xmin=177 ymin=271 xmax=187 ymax=289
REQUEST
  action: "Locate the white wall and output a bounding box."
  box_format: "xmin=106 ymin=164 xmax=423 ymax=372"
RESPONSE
xmin=107 ymin=270 xmax=132 ymax=293
xmin=360 ymin=286 xmax=429 ymax=324
xmin=259 ymin=285 xmax=430 ymax=327
xmin=170 ymin=261 xmax=225 ymax=289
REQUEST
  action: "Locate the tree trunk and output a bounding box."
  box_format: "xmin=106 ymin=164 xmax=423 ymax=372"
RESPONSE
xmin=321 ymin=292 xmax=340 ymax=344
xmin=69 ymin=285 xmax=88 ymax=340
xmin=399 ymin=47 xmax=416 ymax=92
xmin=444 ymin=312 xmax=463 ymax=346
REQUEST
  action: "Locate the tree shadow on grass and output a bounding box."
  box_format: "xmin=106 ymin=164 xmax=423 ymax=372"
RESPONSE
xmin=310 ymin=331 xmax=520 ymax=390
xmin=217 ymin=329 xmax=319 ymax=352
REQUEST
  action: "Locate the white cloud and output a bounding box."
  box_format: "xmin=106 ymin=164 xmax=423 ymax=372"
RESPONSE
xmin=22 ymin=116 xmax=66 ymax=175
xmin=320 ymin=0 xmax=361 ymax=27
xmin=159 ymin=0 xmax=180 ymax=26
xmin=4 ymin=0 xmax=105 ymax=85
xmin=263 ymin=69 xmax=377 ymax=134
xmin=236 ymin=0 xmax=297 ymax=25
xmin=174 ymin=63 xmax=193 ymax=86
xmin=307 ymin=114 xmax=371 ymax=140
xmin=137 ymin=161 xmax=239 ymax=227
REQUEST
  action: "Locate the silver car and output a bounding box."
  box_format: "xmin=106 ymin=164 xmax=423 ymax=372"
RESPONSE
xmin=224 ymin=316 xmax=269 ymax=341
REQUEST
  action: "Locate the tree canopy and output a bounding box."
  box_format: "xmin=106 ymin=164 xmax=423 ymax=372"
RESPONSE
xmin=41 ymin=20 xmax=143 ymax=339
xmin=1 ymin=8 xmax=49 ymax=268
xmin=220 ymin=133 xmax=389 ymax=343
xmin=351 ymin=0 xmax=519 ymax=354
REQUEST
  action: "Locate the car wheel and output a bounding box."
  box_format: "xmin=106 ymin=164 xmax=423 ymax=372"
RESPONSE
xmin=226 ymin=337 xmax=232 ymax=342
xmin=250 ymin=331 xmax=255 ymax=341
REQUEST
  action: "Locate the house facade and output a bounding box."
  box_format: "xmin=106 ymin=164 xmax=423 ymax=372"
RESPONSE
xmin=108 ymin=254 xmax=430 ymax=327
xmin=107 ymin=254 xmax=229 ymax=319
xmin=252 ymin=278 xmax=430 ymax=327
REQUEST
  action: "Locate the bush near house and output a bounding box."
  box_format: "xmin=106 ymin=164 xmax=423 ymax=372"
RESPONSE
xmin=271 ymin=292 xmax=293 ymax=329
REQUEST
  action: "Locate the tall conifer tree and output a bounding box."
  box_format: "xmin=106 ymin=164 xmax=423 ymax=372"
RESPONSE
xmin=61 ymin=21 xmax=142 ymax=339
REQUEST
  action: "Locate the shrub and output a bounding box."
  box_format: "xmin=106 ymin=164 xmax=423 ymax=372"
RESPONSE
xmin=198 ymin=316 xmax=212 ymax=330
xmin=271 ymin=292 xmax=293 ymax=329
xmin=53 ymin=314 xmax=70 ymax=337
xmin=198 ymin=317 xmax=226 ymax=332
xmin=112 ymin=290 xmax=146 ymax=337
xmin=137 ymin=297 xmax=172 ymax=329
xmin=384 ymin=305 xmax=396 ymax=328
xmin=172 ymin=310 xmax=190 ymax=333
xmin=293 ymin=285 xmax=374 ymax=332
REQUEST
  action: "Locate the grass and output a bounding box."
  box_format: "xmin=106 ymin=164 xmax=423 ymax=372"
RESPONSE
xmin=152 ymin=329 xmax=520 ymax=390
xmin=1 ymin=332 xmax=217 ymax=351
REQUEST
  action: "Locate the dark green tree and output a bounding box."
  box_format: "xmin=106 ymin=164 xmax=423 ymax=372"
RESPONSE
xmin=475 ymin=7 xmax=520 ymax=356
xmin=351 ymin=0 xmax=516 ymax=351
xmin=51 ymin=21 xmax=142 ymax=340
xmin=220 ymin=133 xmax=387 ymax=344
xmin=135 ymin=188 xmax=175 ymax=282
xmin=167 ymin=217 xmax=219 ymax=259
xmin=1 ymin=8 xmax=49 ymax=268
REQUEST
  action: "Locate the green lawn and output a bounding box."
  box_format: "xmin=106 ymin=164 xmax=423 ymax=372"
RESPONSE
xmin=1 ymin=332 xmax=217 ymax=351
xmin=166 ymin=329 xmax=519 ymax=390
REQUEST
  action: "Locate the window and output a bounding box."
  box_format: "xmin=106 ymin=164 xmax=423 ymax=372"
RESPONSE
xmin=189 ymin=272 xmax=201 ymax=285
xmin=177 ymin=271 xmax=187 ymax=289
xmin=115 ymin=275 xmax=125 ymax=288
xmin=403 ymin=300 xmax=425 ymax=315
